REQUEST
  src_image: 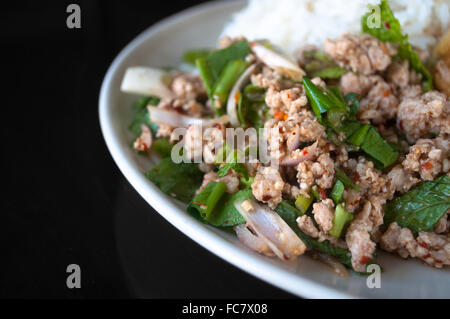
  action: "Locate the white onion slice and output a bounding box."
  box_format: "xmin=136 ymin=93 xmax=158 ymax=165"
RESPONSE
xmin=149 ymin=107 xmax=230 ymax=128
xmin=234 ymin=224 xmax=274 ymax=256
xmin=251 ymin=42 xmax=305 ymax=82
xmin=121 ymin=67 xmax=174 ymax=99
xmin=234 ymin=198 xmax=306 ymax=261
xmin=227 ymin=64 xmax=257 ymax=127
xmin=309 ymin=251 xmax=350 ymax=278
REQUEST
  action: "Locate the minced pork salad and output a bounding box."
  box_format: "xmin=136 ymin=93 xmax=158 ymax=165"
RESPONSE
xmin=121 ymin=1 xmax=450 ymax=276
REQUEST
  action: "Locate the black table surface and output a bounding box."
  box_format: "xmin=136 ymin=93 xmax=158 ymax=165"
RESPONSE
xmin=1 ymin=0 xmax=294 ymax=298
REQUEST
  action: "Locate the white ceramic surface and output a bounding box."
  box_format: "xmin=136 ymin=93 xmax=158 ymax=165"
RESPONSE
xmin=99 ymin=0 xmax=450 ymax=298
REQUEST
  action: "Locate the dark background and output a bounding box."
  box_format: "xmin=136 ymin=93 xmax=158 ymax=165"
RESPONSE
xmin=1 ymin=0 xmax=294 ymax=298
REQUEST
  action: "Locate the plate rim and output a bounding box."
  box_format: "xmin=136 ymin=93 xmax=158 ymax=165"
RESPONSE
xmin=99 ymin=0 xmax=363 ymax=299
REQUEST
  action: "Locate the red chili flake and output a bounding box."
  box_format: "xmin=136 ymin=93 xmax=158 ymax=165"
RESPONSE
xmin=384 ymin=22 xmax=391 ymax=29
xmin=421 ymin=162 xmax=433 ymax=171
xmin=423 ymin=253 xmax=431 ymax=259
xmin=224 ymin=220 xmax=229 ymax=225
xmin=435 ymin=258 xmax=444 ymax=264
xmin=383 ymin=91 xmax=390 ymax=97
xmin=274 ymin=110 xmax=286 ymax=121
xmin=302 ymin=149 xmax=308 ymax=155
xmin=262 ymin=195 xmax=272 ymax=201
xmin=360 ymin=256 xmax=371 ymax=265
xmin=418 ymin=241 xmax=428 ymax=249
xmin=353 ymin=172 xmax=360 ymax=182
xmin=234 ymin=91 xmax=240 ymax=104
xmin=399 ymin=120 xmax=404 ymax=131
xmin=318 ymin=188 xmax=327 ymax=200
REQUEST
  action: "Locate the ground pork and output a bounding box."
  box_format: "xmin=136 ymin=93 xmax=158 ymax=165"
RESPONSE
xmin=396 ymin=90 xmax=450 ymax=143
xmin=324 ymin=34 xmax=395 ymax=75
xmin=386 ymin=61 xmax=410 ymax=90
xmin=251 ymin=166 xmax=285 ymax=209
xmin=312 ymin=199 xmax=334 ymax=233
xmin=170 ymin=74 xmax=206 ymax=100
xmin=296 ymin=215 xmax=348 ymax=249
xmin=296 ymin=153 xmax=335 ymax=193
xmin=133 ymin=124 xmax=152 ymax=152
xmin=339 ymin=72 xmax=381 ymax=96
xmin=435 ymin=212 xmax=449 ymax=234
xmin=265 ymin=111 xmax=325 ymax=164
xmin=386 ymin=165 xmax=420 ymax=194
xmin=251 ymin=66 xmax=284 ymax=90
xmin=297 ymin=215 xmax=319 ymax=238
xmin=403 ymin=137 xmax=450 ymax=181
xmin=380 ymin=222 xmax=450 ymax=268
xmin=435 ymin=60 xmax=450 ymax=96
xmin=197 ymin=171 xmax=240 ymax=195
xmin=345 ymin=201 xmax=381 ymax=272
xmin=264 ymin=86 xmax=308 ymax=115
xmin=358 ymin=79 xmax=399 ymax=124
xmin=202 ymin=124 xmax=225 ymax=164
xmin=218 ymin=35 xmax=246 ymax=49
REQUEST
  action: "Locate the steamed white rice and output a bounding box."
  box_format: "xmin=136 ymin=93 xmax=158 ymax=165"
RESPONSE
xmin=221 ymin=0 xmax=450 ymax=52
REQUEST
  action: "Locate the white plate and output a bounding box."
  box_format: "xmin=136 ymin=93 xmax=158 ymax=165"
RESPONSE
xmin=99 ymin=0 xmax=450 ymax=298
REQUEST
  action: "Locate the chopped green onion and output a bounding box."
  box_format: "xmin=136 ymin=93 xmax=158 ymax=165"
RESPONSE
xmin=295 ymin=194 xmax=314 ymax=215
xmin=196 ymin=58 xmax=215 ymax=97
xmin=240 ymin=176 xmax=254 ymax=188
xmin=202 ymin=182 xmax=227 ymax=220
xmin=347 ymin=124 xmax=370 ymax=146
xmin=329 ymin=204 xmax=354 ymax=238
xmin=336 ymin=168 xmax=360 ymax=192
xmin=331 ymin=180 xmax=345 ymax=204
xmin=212 ymin=59 xmax=248 ymax=108
xmin=311 ymin=185 xmax=321 ymax=201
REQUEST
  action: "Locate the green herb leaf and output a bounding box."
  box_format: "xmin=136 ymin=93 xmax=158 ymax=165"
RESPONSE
xmin=384 ymin=175 xmax=450 ymax=233
xmin=303 ymin=49 xmax=347 ymax=79
xmin=182 ymin=49 xmax=210 ymax=65
xmin=152 ymin=138 xmax=172 ymax=158
xmin=187 ymin=186 xmax=250 ymax=227
xmin=129 ymin=96 xmax=160 ymax=138
xmin=361 ymin=0 xmax=432 ymax=91
xmin=360 ymin=127 xmax=398 ymax=168
xmin=336 ymin=168 xmax=360 ymax=192
xmin=145 ymin=158 xmax=204 ymax=204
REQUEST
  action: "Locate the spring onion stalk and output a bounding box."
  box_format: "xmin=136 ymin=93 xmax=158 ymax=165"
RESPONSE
xmin=329 ymin=204 xmax=354 ymax=238
xmin=347 ymin=124 xmax=370 ymax=146
xmin=196 ymin=58 xmax=215 ymax=97
xmin=311 ymin=186 xmax=321 ymax=201
xmin=295 ymin=194 xmax=313 ymax=215
xmin=212 ymin=60 xmax=248 ymax=109
xmin=240 ymin=176 xmax=254 ymax=188
xmin=331 ymin=180 xmax=345 ymax=204
xmin=202 ymin=182 xmax=227 ymax=221
xmin=335 ymin=168 xmax=360 ymax=192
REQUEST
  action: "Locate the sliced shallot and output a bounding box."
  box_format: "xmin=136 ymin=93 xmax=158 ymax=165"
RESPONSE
xmin=251 ymin=42 xmax=305 ymax=82
xmin=234 ymin=224 xmax=274 ymax=256
xmin=234 ymin=198 xmax=306 ymax=261
xmin=121 ymin=67 xmax=174 ymax=99
xmin=227 ymin=64 xmax=257 ymax=127
xmin=149 ymin=107 xmax=230 ymax=128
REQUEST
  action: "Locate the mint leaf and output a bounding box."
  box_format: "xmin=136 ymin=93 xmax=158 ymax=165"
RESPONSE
xmin=384 ymin=175 xmax=450 ymax=233
xmin=145 ymin=158 xmax=204 ymax=204
xmin=361 ymin=0 xmax=433 ymax=91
